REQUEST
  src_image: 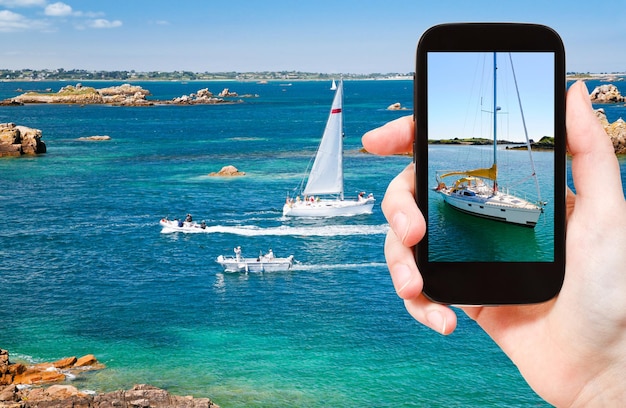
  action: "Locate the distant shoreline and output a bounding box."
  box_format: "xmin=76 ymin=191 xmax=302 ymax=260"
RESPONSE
xmin=0 ymin=77 xmax=414 ymax=83
xmin=0 ymin=68 xmax=624 ymax=83
xmin=0 ymin=69 xmax=413 ymax=82
xmin=567 ymin=73 xmax=626 ymax=82
xmin=429 ymin=136 xmax=555 ymax=149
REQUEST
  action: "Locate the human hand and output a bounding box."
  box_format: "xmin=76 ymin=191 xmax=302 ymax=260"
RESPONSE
xmin=362 ymin=81 xmax=626 ymax=406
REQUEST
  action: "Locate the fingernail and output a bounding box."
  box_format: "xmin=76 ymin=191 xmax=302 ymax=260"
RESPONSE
xmin=427 ymin=310 xmax=447 ymax=335
xmin=395 ymin=263 xmax=413 ymax=295
xmin=392 ymin=211 xmax=409 ymax=244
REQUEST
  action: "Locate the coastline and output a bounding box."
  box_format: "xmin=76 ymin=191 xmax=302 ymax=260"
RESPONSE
xmin=0 ymin=348 xmax=218 ymax=407
xmin=567 ymin=73 xmax=626 ymax=80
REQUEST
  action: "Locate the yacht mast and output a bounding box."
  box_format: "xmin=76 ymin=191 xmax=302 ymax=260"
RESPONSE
xmin=492 ymin=52 xmax=498 ymax=190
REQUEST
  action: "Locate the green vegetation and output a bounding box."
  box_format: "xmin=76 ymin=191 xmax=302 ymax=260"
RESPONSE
xmin=429 ymin=137 xmax=511 ymax=145
xmin=505 ymin=136 xmax=555 ymax=150
xmin=0 ymin=68 xmax=412 ymax=81
xmin=429 ymin=136 xmax=555 ymax=149
xmin=531 ymin=136 xmax=555 ymax=148
xmin=24 ymin=85 xmax=99 ymax=96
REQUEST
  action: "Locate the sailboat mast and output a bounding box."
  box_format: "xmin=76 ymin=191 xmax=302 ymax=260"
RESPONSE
xmin=492 ymin=52 xmax=498 ymax=191
xmin=339 ymin=79 xmax=344 ymax=200
xmin=492 ymin=52 xmax=498 ymax=171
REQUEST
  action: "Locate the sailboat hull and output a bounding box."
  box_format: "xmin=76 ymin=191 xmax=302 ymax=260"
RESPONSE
xmin=438 ymin=189 xmax=541 ymax=227
xmin=283 ymin=197 xmax=375 ymax=217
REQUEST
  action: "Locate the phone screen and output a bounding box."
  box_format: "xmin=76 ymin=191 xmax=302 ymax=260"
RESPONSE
xmin=427 ymin=52 xmax=555 ymax=262
xmin=414 ymin=24 xmax=566 ymax=305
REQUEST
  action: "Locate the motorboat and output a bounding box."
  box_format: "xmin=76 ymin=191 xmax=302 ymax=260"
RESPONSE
xmin=216 ymin=247 xmax=295 ymax=272
xmin=160 ymin=217 xmax=208 ymax=233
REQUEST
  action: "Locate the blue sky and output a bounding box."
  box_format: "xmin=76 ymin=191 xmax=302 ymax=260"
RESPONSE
xmin=428 ymin=52 xmax=554 ymax=142
xmin=0 ymin=0 xmax=624 ymax=73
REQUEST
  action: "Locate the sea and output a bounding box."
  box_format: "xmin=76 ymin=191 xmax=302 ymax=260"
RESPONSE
xmin=0 ymin=78 xmax=625 ymax=407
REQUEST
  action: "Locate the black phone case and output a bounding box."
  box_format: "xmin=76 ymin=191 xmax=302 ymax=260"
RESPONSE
xmin=414 ymin=23 xmax=566 ymax=305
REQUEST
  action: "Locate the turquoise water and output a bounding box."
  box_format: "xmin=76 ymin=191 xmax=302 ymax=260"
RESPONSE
xmin=428 ymin=145 xmax=555 ymax=262
xmin=0 ymin=79 xmax=624 ymax=407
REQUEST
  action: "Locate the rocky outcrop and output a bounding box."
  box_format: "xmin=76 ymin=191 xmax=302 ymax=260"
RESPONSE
xmin=77 ymin=135 xmax=112 ymax=141
xmin=12 ymin=84 xmax=105 ymax=104
xmin=595 ymin=109 xmax=626 ymax=154
xmin=170 ymin=88 xmax=227 ymax=105
xmin=0 ymin=123 xmax=46 ymax=157
xmin=0 ymin=349 xmax=218 ymax=408
xmin=386 ymin=102 xmax=409 ymax=111
xmin=0 ymin=384 xmax=218 ymax=408
xmin=4 ymin=84 xmax=245 ymax=106
xmin=209 ymin=165 xmax=245 ymax=176
xmin=97 ymin=84 xmax=150 ymax=97
xmin=590 ymin=84 xmax=625 ymax=103
xmin=0 ymin=349 xmax=104 ymax=386
xmin=8 ymin=83 xmax=152 ymax=106
xmin=217 ymin=88 xmax=237 ymax=97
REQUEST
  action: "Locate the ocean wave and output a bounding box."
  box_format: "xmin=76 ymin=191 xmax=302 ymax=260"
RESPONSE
xmin=161 ymin=224 xmax=389 ymax=236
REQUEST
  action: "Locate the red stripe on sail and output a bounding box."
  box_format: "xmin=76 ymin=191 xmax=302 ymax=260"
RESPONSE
xmin=331 ymin=108 xmax=342 ymax=114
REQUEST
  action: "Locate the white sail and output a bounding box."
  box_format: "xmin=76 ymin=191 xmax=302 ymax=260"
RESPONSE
xmin=282 ymin=80 xmax=375 ymax=217
xmin=303 ymin=80 xmax=344 ymax=198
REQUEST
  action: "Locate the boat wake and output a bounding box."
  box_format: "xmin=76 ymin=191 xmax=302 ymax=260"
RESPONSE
xmin=293 ymin=262 xmax=387 ymax=271
xmin=161 ymin=224 xmax=389 ymax=236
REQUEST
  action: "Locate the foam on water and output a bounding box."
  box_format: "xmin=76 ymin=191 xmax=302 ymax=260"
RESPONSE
xmin=161 ymin=223 xmax=389 ymax=236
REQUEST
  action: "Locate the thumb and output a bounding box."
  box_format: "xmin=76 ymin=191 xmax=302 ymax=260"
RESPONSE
xmin=566 ymin=81 xmax=623 ymax=201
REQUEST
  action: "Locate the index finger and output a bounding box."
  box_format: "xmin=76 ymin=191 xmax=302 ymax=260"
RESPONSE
xmin=362 ymin=115 xmax=414 ymax=156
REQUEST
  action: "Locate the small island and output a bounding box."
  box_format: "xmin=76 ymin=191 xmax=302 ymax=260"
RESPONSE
xmin=2 ymin=83 xmax=246 ymax=106
xmin=505 ymin=136 xmax=555 ymax=150
xmin=429 ymin=136 xmax=555 ymax=150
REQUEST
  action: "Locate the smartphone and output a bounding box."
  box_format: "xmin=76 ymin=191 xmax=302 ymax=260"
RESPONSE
xmin=414 ymin=23 xmax=566 ymax=305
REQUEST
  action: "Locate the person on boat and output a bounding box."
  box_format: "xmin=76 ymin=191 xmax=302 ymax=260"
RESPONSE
xmin=266 ymin=249 xmax=274 ymax=259
xmin=361 ymin=81 xmax=626 ymax=407
xmin=200 ymin=221 xmax=206 ymax=229
xmin=185 ymin=214 xmax=193 ymax=223
xmin=234 ymin=246 xmax=242 ymax=262
xmin=177 ymin=218 xmax=183 ymax=227
xmin=358 ymin=191 xmax=366 ymax=201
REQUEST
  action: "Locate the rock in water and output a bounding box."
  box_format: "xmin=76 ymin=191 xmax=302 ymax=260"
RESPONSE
xmin=590 ymin=84 xmax=625 ymax=103
xmin=0 ymin=122 xmax=46 ymax=157
xmin=209 ymin=165 xmax=246 ymax=176
xmin=595 ymin=109 xmax=626 ymax=154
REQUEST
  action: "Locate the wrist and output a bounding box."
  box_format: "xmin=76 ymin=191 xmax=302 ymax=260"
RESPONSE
xmin=569 ymin=363 xmax=626 ymax=407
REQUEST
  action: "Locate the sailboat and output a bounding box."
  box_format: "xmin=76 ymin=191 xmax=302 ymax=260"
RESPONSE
xmin=283 ymin=80 xmax=375 ymax=217
xmin=330 ymin=79 xmax=337 ymax=90
xmin=434 ymin=53 xmax=544 ymax=228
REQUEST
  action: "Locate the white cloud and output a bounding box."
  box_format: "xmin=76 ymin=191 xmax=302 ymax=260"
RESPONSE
xmin=0 ymin=8 xmax=49 ymax=31
xmin=0 ymin=0 xmax=46 ymax=7
xmin=44 ymin=2 xmax=73 ymax=17
xmin=0 ymin=9 xmax=25 ymax=28
xmin=0 ymin=1 xmax=121 ymax=32
xmin=88 ymin=18 xmax=122 ymax=29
